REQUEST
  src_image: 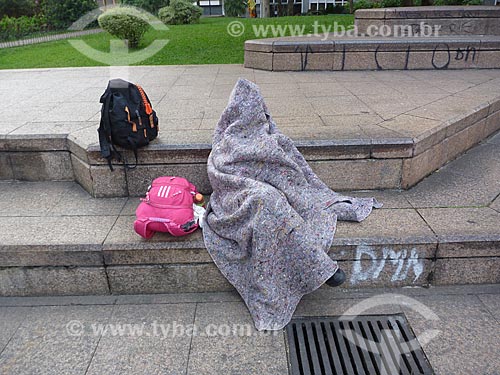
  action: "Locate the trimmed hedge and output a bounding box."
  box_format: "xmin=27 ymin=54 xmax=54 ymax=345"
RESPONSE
xmin=158 ymin=0 xmax=202 ymax=25
xmin=98 ymin=6 xmax=151 ymax=48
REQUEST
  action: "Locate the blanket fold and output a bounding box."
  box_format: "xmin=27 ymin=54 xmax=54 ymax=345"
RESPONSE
xmin=203 ymin=79 xmax=381 ymax=330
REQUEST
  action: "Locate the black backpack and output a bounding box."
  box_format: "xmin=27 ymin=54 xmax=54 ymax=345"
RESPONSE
xmin=98 ymin=79 xmax=159 ymax=170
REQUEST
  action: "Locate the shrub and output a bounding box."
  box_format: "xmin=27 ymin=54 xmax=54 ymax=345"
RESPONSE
xmin=380 ymin=0 xmax=401 ymax=7
xmin=0 ymin=0 xmax=34 ymax=18
xmin=158 ymin=0 xmax=202 ymax=25
xmin=121 ymin=0 xmax=170 ymax=15
xmin=0 ymin=14 xmax=46 ymax=41
xmin=224 ymin=0 xmax=246 ymax=17
xmin=0 ymin=16 xmax=16 ymax=40
xmin=98 ymin=6 xmax=150 ymax=48
xmin=325 ymin=4 xmax=348 ymax=14
xmin=354 ymin=0 xmax=376 ymax=10
xmin=44 ymin=0 xmax=98 ymax=30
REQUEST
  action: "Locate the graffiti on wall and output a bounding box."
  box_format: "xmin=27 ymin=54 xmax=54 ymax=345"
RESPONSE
xmin=292 ymin=43 xmax=479 ymax=71
xmin=350 ymin=245 xmax=425 ymax=285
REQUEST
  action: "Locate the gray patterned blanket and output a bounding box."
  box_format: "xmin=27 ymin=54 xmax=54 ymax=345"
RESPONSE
xmin=203 ymin=79 xmax=381 ymax=331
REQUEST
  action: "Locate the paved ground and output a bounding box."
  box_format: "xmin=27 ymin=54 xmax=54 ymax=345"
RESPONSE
xmin=1 ymin=65 xmax=499 ymax=374
xmin=0 ymin=284 xmax=498 ymax=374
xmin=1 ymin=66 xmax=500 ymax=148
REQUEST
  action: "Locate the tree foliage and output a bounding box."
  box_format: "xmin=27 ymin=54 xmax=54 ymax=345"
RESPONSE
xmin=158 ymin=0 xmax=202 ymax=25
xmin=120 ymin=0 xmax=170 ymax=15
xmin=224 ymin=0 xmax=247 ymax=17
xmin=44 ymin=0 xmax=98 ymax=29
xmin=98 ymin=6 xmax=150 ymax=47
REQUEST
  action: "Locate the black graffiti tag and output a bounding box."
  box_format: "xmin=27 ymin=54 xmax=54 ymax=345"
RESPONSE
xmin=455 ymin=46 xmax=477 ymax=62
xmin=294 ymin=44 xmax=314 ymax=71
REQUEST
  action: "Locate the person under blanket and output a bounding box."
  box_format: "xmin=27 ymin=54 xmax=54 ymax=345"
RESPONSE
xmin=202 ymin=78 xmax=381 ymax=331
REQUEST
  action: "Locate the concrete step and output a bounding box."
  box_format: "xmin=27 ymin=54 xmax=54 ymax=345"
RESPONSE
xmin=1 ymin=131 xmax=499 ymax=296
xmin=1 ymin=67 xmax=500 ymax=197
xmin=355 ymin=6 xmax=500 ymax=37
xmin=244 ymin=35 xmax=500 ymax=71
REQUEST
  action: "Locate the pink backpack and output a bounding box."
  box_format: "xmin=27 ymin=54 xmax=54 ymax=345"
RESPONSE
xmin=134 ymin=176 xmax=199 ymax=238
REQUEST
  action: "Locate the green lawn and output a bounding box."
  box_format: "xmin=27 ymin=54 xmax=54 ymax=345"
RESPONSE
xmin=0 ymin=15 xmax=353 ymax=69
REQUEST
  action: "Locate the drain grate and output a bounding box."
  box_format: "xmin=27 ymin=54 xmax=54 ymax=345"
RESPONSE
xmin=285 ymin=314 xmax=434 ymax=375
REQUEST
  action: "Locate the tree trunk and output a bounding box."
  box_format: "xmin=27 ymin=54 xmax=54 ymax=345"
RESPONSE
xmin=349 ymin=0 xmax=354 ymax=14
xmin=277 ymin=0 xmax=283 ymax=16
xmin=287 ymin=0 xmax=294 ymax=16
xmin=261 ymin=0 xmax=271 ymax=17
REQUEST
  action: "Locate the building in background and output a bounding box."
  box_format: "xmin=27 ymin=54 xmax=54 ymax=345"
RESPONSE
xmin=197 ymin=0 xmax=224 ymax=15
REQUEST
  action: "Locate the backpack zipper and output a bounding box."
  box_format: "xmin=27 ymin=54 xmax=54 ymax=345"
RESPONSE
xmin=134 ymin=109 xmax=147 ymax=139
xmin=135 ymin=85 xmax=155 ymax=128
xmin=141 ymin=198 xmax=192 ymax=209
xmin=135 ymin=109 xmax=143 ymax=127
xmin=151 ymin=182 xmax=194 ymax=190
xmin=124 ymin=106 xmax=137 ymax=132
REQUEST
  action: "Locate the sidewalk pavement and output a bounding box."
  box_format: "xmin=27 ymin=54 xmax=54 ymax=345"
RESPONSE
xmin=0 ymin=65 xmax=499 ymax=374
xmin=0 ymin=284 xmax=499 ymax=374
xmin=1 ymin=66 xmax=500 ymax=146
xmin=2 ymin=65 xmax=500 ymax=195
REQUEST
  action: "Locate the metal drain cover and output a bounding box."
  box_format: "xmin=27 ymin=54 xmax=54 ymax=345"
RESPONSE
xmin=285 ymin=314 xmax=434 ymax=375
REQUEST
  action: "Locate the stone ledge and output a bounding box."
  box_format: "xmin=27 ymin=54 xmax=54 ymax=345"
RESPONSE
xmin=1 ymin=182 xmax=498 ymax=296
xmin=1 ymin=205 xmax=498 ymax=295
xmin=355 ymin=6 xmax=500 ymax=37
xmin=2 ymin=104 xmax=498 ymax=196
xmin=433 ymin=257 xmax=500 ymax=285
xmin=0 ymin=247 xmax=104 ymax=267
xmin=0 ymin=134 xmax=67 ymax=152
xmin=246 ymin=36 xmax=500 ymax=54
xmin=244 ymin=36 xmax=500 ymax=72
xmin=2 ymin=68 xmax=500 ymax=197
xmin=0 ymin=266 xmax=109 ymax=297
xmin=355 ymin=6 xmax=500 ymax=19
xmin=1 ymin=235 xmax=497 ymax=295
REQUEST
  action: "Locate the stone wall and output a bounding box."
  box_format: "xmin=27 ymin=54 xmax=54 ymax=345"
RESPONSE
xmin=355 ymin=6 xmax=500 ymax=37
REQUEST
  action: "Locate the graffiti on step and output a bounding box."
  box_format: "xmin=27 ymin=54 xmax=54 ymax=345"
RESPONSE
xmin=350 ymin=245 xmax=424 ymax=285
xmin=448 ymin=20 xmax=478 ymax=35
xmin=291 ymin=43 xmax=478 ymax=71
xmin=394 ymin=10 xmax=478 ymax=20
xmin=454 ymin=45 xmax=477 ymax=62
xmin=429 ymin=43 xmax=478 ymax=69
xmin=294 ymin=44 xmax=314 ymax=71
